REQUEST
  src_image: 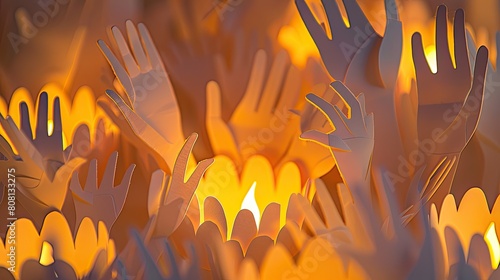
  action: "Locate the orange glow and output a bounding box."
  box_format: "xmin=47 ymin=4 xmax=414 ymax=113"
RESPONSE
xmin=39 ymin=242 xmax=55 ymax=266
xmin=484 ymin=222 xmax=500 ymax=269
xmin=241 ymin=181 xmax=261 ymax=228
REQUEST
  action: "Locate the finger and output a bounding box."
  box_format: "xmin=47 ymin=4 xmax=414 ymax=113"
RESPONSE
xmin=98 ymin=40 xmax=136 ymax=105
xmin=19 ymin=102 xmax=32 ymax=139
xmin=412 ymin=32 xmax=433 ymax=77
xmin=379 ymin=19 xmax=403 ymax=88
xmin=297 ymin=195 xmax=327 ymax=233
xmin=101 ymin=151 xmax=118 ymax=190
xmin=138 ymin=23 xmax=164 ymax=72
xmin=259 ymin=51 xmax=289 ymax=112
xmin=342 ymin=0 xmax=369 ymax=28
xmin=295 ymin=0 xmax=328 ymax=45
xmin=435 ymin=5 xmax=453 ymax=70
xmin=70 ymin=172 xmax=92 ymax=204
xmin=1 ymin=116 xmax=42 ymax=168
xmin=52 ymin=97 xmax=63 ymax=145
xmin=115 ymin=164 xmax=135 ymax=204
xmin=35 ymin=92 xmax=48 ymax=138
xmin=276 ymin=65 xmax=301 ymax=113
xmin=111 ymin=26 xmax=141 ymax=77
xmin=464 ymin=46 xmax=488 ymax=139
xmin=241 ymin=50 xmax=267 ymax=112
xmin=321 ymin=0 xmax=346 ymax=35
xmin=148 ymin=170 xmax=167 ymax=217
xmin=206 ymin=81 xmax=241 ymax=163
xmin=384 ymin=0 xmax=399 ymax=21
xmin=453 ymin=9 xmax=469 ymax=71
xmin=357 ymin=93 xmax=367 ymax=117
xmin=306 ymin=93 xmax=343 ymax=128
xmin=84 ymin=159 xmax=99 ymax=192
xmin=186 ymin=158 xmax=214 ymax=191
xmin=126 ymin=20 xmax=150 ymax=71
xmin=206 ymin=81 xmax=223 ymax=120
xmin=172 ymin=134 xmax=198 ymax=183
xmin=331 ymin=81 xmax=362 ymax=119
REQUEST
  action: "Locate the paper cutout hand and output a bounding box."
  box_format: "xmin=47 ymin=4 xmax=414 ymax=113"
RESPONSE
xmin=301 ymin=81 xmax=374 ymax=190
xmin=412 ymin=6 xmax=489 ymax=156
xmin=296 ymin=0 xmax=401 ymax=86
xmin=148 ymin=133 xmax=214 ymax=237
xmin=70 ymin=151 xmax=135 ymax=230
xmin=0 ymin=109 xmax=84 ymax=220
xmin=98 ymin=20 xmax=185 ymax=168
xmin=275 ymin=84 xmax=337 ymax=180
xmin=206 ymin=50 xmax=300 ymax=167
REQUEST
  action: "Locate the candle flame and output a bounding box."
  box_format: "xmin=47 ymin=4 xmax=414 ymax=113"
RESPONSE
xmin=485 ymin=222 xmax=500 ymax=269
xmin=241 ymin=181 xmax=260 ymax=229
xmin=39 ymin=241 xmax=55 ymax=266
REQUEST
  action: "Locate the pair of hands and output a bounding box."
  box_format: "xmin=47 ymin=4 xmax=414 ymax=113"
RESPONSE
xmin=0 ymin=93 xmax=84 ymax=223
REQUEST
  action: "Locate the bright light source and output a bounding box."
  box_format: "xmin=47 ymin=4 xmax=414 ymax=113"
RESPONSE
xmin=47 ymin=119 xmax=54 ymax=136
xmin=241 ymin=181 xmax=261 ymax=229
xmin=39 ymin=241 xmax=55 ymax=266
xmin=484 ymin=222 xmax=500 ymax=269
xmin=424 ymin=45 xmax=438 ymax=74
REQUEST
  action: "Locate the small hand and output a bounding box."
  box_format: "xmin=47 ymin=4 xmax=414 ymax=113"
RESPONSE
xmin=70 ymin=151 xmax=135 ymax=231
xmin=98 ymin=20 xmax=185 ymax=168
xmin=206 ymin=49 xmax=301 ymax=167
xmin=301 ymin=81 xmax=374 ymax=190
xmin=276 ymin=84 xmax=337 ymax=180
xmin=148 ymin=133 xmax=214 ymax=237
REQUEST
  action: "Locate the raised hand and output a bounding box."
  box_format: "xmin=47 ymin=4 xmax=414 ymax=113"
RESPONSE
xmin=411 ymin=6 xmax=489 ymax=206
xmin=0 ymin=100 xmax=84 ymax=224
xmin=296 ymin=0 xmax=407 ymax=199
xmin=301 ymin=81 xmax=374 ymax=192
xmin=148 ymin=133 xmax=214 ymax=237
xmin=275 ymin=84 xmax=337 ymax=181
xmin=296 ymin=0 xmax=401 ymax=82
xmin=206 ymin=49 xmax=300 ymax=167
xmin=70 ymin=152 xmax=135 ymax=231
xmin=98 ymin=20 xmax=185 ymax=168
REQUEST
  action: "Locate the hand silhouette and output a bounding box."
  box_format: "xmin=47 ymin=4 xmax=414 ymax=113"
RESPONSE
xmin=70 ymin=152 xmax=135 ymax=231
xmin=411 ymin=6 xmax=489 ymax=206
xmin=275 ymin=84 xmax=337 ymax=181
xmin=148 ymin=133 xmax=214 ymax=237
xmin=98 ymin=20 xmax=185 ymax=168
xmin=0 ymin=100 xmax=84 ymax=224
xmin=301 ymin=81 xmax=374 ymax=191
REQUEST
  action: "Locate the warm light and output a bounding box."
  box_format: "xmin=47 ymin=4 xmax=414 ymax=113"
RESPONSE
xmin=484 ymin=222 xmax=500 ymax=269
xmin=424 ymin=45 xmax=438 ymax=74
xmin=47 ymin=119 xmax=54 ymax=136
xmin=241 ymin=181 xmax=261 ymax=228
xmin=39 ymin=241 xmax=55 ymax=266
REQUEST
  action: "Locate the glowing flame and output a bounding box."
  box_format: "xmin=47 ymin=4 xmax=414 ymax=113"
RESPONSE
xmin=241 ymin=182 xmax=261 ymax=228
xmin=424 ymin=45 xmax=438 ymax=74
xmin=484 ymin=222 xmax=500 ymax=269
xmin=39 ymin=241 xmax=55 ymax=266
